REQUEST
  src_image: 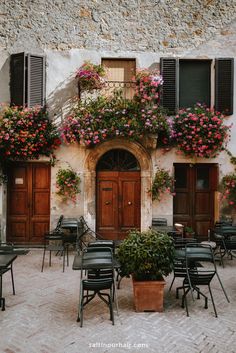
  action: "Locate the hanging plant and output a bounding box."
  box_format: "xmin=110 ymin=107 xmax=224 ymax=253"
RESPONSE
xmin=173 ymin=104 xmax=231 ymax=158
xmin=0 ymin=106 xmax=61 ymax=164
xmin=56 ymin=167 xmax=81 ymax=203
xmin=219 ymin=173 xmax=236 ymax=209
xmin=151 ymin=167 xmax=175 ymax=201
xmin=76 ymin=61 xmax=107 ymax=92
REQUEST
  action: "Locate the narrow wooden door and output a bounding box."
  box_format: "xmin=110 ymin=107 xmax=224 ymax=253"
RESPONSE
xmin=96 ymin=171 xmax=141 ymax=240
xmin=7 ymin=163 xmax=50 ymax=244
xmin=173 ymin=164 xmax=218 ymax=240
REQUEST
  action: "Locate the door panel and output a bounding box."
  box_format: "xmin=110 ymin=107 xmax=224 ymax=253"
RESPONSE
xmin=97 ymin=171 xmax=140 ymax=240
xmin=120 ymin=176 xmax=140 ymax=231
xmin=7 ymin=163 xmax=50 ymax=244
xmin=174 ymin=164 xmax=218 ymax=240
xmin=97 ymin=177 xmax=118 ymax=233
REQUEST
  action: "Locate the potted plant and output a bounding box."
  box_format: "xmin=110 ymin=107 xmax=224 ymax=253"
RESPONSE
xmin=117 ymin=229 xmax=175 ymax=312
xmin=184 ymin=226 xmax=195 ymax=238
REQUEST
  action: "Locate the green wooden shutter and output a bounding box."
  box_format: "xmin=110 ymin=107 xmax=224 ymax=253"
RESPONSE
xmin=27 ymin=55 xmax=46 ymax=107
xmin=10 ymin=53 xmax=46 ymax=108
xmin=160 ymin=58 xmax=178 ymax=114
xmin=215 ymin=58 xmax=234 ymax=115
xmin=10 ymin=52 xmax=26 ymax=106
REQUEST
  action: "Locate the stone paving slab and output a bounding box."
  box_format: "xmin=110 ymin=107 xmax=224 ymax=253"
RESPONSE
xmin=0 ymin=250 xmax=236 ymax=353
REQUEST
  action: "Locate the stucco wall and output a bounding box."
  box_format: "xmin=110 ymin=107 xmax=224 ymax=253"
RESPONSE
xmin=1 ymin=1 xmax=236 ymax=232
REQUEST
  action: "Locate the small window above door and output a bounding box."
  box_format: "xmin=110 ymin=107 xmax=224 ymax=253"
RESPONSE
xmin=96 ymin=149 xmax=140 ymax=171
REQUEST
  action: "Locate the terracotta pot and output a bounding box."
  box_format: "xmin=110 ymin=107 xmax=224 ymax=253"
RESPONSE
xmin=132 ymin=276 xmax=166 ymax=312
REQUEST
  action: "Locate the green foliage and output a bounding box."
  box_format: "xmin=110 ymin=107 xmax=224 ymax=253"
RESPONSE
xmin=56 ymin=167 xmax=81 ymax=203
xmin=117 ymin=229 xmax=175 ymax=281
xmin=151 ymin=167 xmax=175 ymax=201
xmin=185 ymin=226 xmax=194 ymax=233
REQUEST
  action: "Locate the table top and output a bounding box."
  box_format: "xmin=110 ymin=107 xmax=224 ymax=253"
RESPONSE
xmin=0 ymin=254 xmax=17 ymax=268
xmin=73 ymin=254 xmax=120 ymax=270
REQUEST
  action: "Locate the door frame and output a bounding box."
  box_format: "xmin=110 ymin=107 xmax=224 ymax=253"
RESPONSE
xmin=83 ymin=138 xmax=152 ymax=232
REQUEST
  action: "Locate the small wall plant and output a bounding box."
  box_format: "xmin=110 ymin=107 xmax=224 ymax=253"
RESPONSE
xmin=56 ymin=167 xmax=81 ymax=203
xmin=151 ymin=167 xmax=175 ymax=201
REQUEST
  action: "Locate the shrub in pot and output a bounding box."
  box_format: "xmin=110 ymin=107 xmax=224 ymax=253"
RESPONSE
xmin=117 ymin=229 xmax=175 ymax=311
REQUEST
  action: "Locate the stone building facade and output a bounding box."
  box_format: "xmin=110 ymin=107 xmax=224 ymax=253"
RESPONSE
xmin=0 ymin=0 xmax=236 ymax=243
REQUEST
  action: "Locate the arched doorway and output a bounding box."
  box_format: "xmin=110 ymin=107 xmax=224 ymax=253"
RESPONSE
xmin=83 ymin=138 xmax=152 ymax=236
xmin=96 ymin=149 xmax=141 ymax=240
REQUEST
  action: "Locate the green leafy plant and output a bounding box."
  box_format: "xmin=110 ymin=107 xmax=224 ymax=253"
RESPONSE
xmin=185 ymin=226 xmax=194 ymax=234
xmin=151 ymin=167 xmax=175 ymax=201
xmin=117 ymin=229 xmax=175 ymax=281
xmin=56 ymin=167 xmax=81 ymax=203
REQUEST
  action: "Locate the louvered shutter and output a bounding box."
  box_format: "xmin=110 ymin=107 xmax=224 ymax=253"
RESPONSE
xmin=215 ymin=58 xmax=234 ymax=115
xmin=10 ymin=52 xmax=26 ymax=106
xmin=27 ymin=54 xmax=45 ymax=107
xmin=160 ymin=58 xmax=178 ymax=114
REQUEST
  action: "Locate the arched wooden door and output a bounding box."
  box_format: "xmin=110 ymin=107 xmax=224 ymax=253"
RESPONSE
xmin=96 ymin=149 xmax=141 ymax=240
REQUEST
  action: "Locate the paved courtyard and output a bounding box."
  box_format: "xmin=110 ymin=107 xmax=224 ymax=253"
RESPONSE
xmin=1 ymin=249 xmax=236 ymax=353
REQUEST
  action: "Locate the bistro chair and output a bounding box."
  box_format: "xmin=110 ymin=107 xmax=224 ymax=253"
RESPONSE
xmin=212 ymin=225 xmax=236 ymax=266
xmin=176 ymin=243 xmax=229 ymax=317
xmin=77 ymin=247 xmax=115 ymax=327
xmin=0 ymin=259 xmax=16 ymax=311
xmin=41 ymin=231 xmax=68 ymax=272
xmin=169 ymin=238 xmax=198 ymax=291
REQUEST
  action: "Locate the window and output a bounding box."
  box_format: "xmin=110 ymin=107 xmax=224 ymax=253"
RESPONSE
xmin=179 ymin=60 xmax=211 ymax=109
xmin=161 ymin=57 xmax=234 ymax=115
xmin=10 ymin=52 xmax=46 ymax=108
xmin=101 ymin=58 xmax=136 ymax=99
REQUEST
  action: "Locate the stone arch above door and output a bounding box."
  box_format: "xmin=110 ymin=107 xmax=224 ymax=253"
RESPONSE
xmin=83 ymin=138 xmax=153 ymax=232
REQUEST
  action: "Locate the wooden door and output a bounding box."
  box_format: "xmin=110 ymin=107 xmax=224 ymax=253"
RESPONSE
xmin=173 ymin=164 xmax=218 ymax=240
xmin=96 ymin=171 xmax=141 ymax=240
xmin=7 ymin=163 xmax=50 ymax=244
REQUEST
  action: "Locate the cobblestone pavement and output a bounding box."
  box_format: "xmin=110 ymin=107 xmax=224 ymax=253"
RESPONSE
xmin=1 ymin=250 xmax=236 ymax=353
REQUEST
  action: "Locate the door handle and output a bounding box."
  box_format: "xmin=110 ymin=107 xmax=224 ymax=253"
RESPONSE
xmin=105 ymin=201 xmax=111 ymax=205
xmin=128 ymin=201 xmax=132 ymax=205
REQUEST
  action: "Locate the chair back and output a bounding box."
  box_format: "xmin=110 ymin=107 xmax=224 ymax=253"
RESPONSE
xmin=152 ymin=218 xmax=167 ymax=227
xmin=185 ymin=243 xmax=215 ymax=265
xmin=173 ymin=238 xmax=198 ymax=249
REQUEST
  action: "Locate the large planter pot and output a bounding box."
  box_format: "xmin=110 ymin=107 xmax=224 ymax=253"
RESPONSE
xmin=132 ymin=277 xmax=166 ymax=312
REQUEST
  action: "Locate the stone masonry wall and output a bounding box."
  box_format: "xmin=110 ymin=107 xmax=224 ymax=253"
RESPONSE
xmin=0 ymin=0 xmax=236 ymax=54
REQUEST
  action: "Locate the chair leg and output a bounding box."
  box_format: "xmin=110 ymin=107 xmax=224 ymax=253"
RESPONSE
xmin=62 ymin=250 xmax=65 ymax=272
xmin=169 ymin=276 xmax=175 ymax=291
xmin=49 ymin=251 xmax=52 ymax=267
xmin=41 ymin=248 xmax=46 ymax=272
xmin=215 ymin=271 xmax=230 ymax=303
xmin=0 ymin=297 xmax=5 ymax=311
xmin=182 ymin=286 xmax=190 ymax=317
xmin=10 ymin=265 xmax=15 ymax=295
xmin=208 ymin=285 xmax=218 ymax=318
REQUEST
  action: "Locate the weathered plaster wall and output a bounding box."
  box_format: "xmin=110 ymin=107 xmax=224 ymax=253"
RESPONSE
xmin=1 ymin=1 xmax=236 ymax=231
